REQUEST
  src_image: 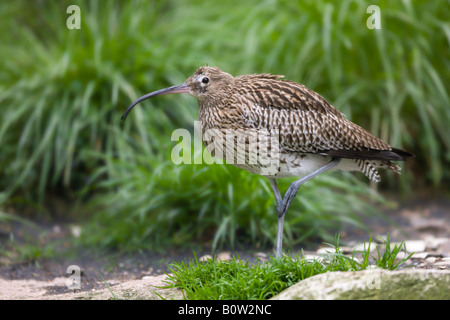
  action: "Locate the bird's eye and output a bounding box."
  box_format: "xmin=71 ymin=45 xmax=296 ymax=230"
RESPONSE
xmin=202 ymin=77 xmax=209 ymax=84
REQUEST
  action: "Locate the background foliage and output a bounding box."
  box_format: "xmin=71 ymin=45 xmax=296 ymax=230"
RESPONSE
xmin=0 ymin=0 xmax=448 ymax=252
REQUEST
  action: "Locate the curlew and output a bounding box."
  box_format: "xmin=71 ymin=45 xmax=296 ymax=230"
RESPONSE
xmin=122 ymin=66 xmax=413 ymax=257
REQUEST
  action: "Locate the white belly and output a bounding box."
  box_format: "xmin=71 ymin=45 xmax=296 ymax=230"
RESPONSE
xmin=233 ymin=151 xmax=370 ymax=179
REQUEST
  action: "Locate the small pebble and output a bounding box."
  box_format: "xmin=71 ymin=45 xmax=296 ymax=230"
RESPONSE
xmin=403 ymin=240 xmax=426 ymax=253
xmin=199 ymin=255 xmax=213 ymax=262
xmin=425 ymin=257 xmax=436 ymax=263
xmin=254 ymin=252 xmax=269 ymax=262
xmin=216 ymin=252 xmax=231 ymax=261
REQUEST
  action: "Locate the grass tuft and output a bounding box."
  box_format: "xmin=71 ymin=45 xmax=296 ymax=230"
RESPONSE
xmin=162 ymin=234 xmax=413 ymax=300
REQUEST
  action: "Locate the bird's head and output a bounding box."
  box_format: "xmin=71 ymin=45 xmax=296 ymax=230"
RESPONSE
xmin=185 ymin=66 xmax=234 ymax=99
xmin=121 ymin=66 xmax=233 ymax=120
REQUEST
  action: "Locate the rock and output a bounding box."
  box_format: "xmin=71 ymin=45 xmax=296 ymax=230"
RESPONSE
xmin=0 ymin=274 xmax=183 ymax=300
xmin=424 ymin=236 xmax=448 ymax=250
xmin=63 ymin=274 xmax=183 ymax=300
xmin=316 ymin=247 xmax=333 ymax=255
xmin=434 ymin=259 xmax=450 ymax=267
xmin=302 ymin=255 xmax=323 ymax=262
xmin=199 ymin=255 xmax=213 ymax=262
xmin=216 ymin=252 xmax=231 ymax=261
xmin=403 ymin=240 xmax=426 ymax=253
xmin=436 ymin=240 xmax=450 ymax=255
xmin=353 ymin=243 xmax=377 ymax=253
xmin=316 ymin=247 xmax=353 ymax=255
xmin=70 ymin=225 xmax=81 ymax=238
xmin=254 ymin=252 xmax=268 ymax=260
xmin=411 ymin=252 xmax=441 ymax=259
xmin=271 ymin=269 xmax=450 ymax=300
xmin=425 ymin=257 xmax=437 ymax=263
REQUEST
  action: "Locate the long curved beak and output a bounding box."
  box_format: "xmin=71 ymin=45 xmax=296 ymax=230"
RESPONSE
xmin=121 ymin=83 xmax=190 ymax=120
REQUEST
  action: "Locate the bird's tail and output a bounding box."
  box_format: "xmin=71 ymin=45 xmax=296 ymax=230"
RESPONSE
xmin=357 ymin=159 xmax=403 ymax=183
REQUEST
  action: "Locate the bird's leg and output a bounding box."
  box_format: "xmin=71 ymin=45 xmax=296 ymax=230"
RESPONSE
xmin=268 ymin=178 xmax=285 ymax=258
xmin=269 ymin=157 xmax=341 ymax=258
xmin=281 ymin=158 xmax=341 ymax=216
xmin=268 ymin=178 xmax=283 ymax=213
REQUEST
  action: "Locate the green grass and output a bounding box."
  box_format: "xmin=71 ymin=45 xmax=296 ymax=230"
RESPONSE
xmin=0 ymin=0 xmax=448 ymax=252
xmin=78 ymin=135 xmax=389 ymax=251
xmin=99 ymin=272 xmax=118 ymax=300
xmin=162 ymin=234 xmax=413 ymax=300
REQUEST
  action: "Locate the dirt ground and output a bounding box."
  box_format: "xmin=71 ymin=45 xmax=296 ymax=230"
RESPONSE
xmin=1 ymin=191 xmax=449 ymax=300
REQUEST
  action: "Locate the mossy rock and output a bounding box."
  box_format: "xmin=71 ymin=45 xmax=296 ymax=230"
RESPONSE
xmin=271 ymin=269 xmax=450 ymax=300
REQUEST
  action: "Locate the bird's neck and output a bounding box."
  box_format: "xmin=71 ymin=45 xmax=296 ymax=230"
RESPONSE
xmin=198 ymin=99 xmax=220 ymax=132
xmin=197 ymin=92 xmax=234 ymax=131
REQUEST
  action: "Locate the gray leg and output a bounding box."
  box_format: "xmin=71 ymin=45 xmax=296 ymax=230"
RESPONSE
xmin=269 ymin=178 xmax=282 ymax=213
xmin=269 ymin=178 xmax=285 ymax=258
xmin=269 ymin=158 xmax=341 ymax=258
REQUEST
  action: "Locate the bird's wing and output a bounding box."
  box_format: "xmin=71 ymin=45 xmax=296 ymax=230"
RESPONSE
xmin=235 ymin=74 xmax=343 ymax=117
xmin=232 ymin=75 xmax=410 ymax=161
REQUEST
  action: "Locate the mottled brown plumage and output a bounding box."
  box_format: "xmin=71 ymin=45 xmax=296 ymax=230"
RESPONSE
xmin=122 ymin=66 xmax=414 ymax=257
xmin=180 ymin=66 xmax=413 ymax=182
